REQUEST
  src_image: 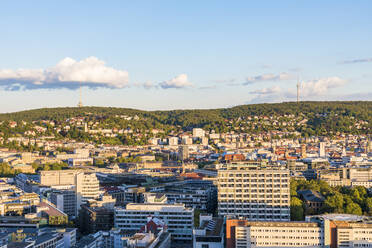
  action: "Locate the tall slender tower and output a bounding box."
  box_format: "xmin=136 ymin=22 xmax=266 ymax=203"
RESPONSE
xmin=77 ymin=84 xmax=83 ymax=107
xmin=296 ymin=79 xmax=300 ymax=103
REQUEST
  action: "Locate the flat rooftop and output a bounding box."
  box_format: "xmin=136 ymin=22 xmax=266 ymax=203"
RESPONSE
xmin=120 ymin=203 xmax=193 ymax=212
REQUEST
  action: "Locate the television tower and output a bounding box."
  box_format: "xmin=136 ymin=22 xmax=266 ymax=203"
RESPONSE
xmin=296 ymin=78 xmax=300 ymax=103
xmin=77 ymin=83 xmax=83 ymax=107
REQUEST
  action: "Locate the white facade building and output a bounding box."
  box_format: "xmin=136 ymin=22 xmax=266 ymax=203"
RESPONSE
xmin=168 ymin=137 xmax=179 ymax=146
xmin=115 ymin=203 xmax=194 ymax=241
xmin=75 ymin=172 xmax=100 ymax=211
xmin=218 ymin=163 xmax=290 ymax=221
xmin=193 ymin=128 xmax=205 ymax=138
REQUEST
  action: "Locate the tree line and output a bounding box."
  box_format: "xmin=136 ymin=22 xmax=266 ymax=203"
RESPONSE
xmin=290 ymin=179 xmax=372 ymax=220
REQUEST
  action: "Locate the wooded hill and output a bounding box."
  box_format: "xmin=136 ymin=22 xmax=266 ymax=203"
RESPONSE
xmin=0 ymin=101 xmax=371 ymax=135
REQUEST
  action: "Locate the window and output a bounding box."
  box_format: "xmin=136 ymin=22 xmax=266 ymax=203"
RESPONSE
xmin=202 ymin=245 xmax=209 ymax=248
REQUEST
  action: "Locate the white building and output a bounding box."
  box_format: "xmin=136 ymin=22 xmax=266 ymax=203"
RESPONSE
xmin=181 ymin=136 xmax=193 ymax=145
xmin=115 ymin=203 xmax=194 ymax=241
xmin=193 ymin=128 xmax=205 ymax=138
xmin=168 ymin=137 xmax=179 ymax=146
xmin=226 ymin=214 xmax=372 ymax=248
xmin=319 ymin=142 xmax=326 ymax=157
xmin=226 ymin=219 xmax=325 ymax=248
xmin=75 ymin=172 xmax=100 ymax=211
xmin=218 ymin=163 xmax=290 ymax=221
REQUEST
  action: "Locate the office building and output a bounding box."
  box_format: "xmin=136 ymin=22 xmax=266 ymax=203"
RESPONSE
xmin=41 ymin=170 xmax=100 ymax=214
xmin=115 ymin=203 xmax=194 ymax=241
xmin=40 ymin=170 xmax=81 ymax=186
xmin=218 ymin=163 xmax=290 ymax=221
xmin=50 ymin=188 xmax=77 ymax=218
xmin=226 ymin=214 xmax=372 ymax=248
xmin=75 ymin=172 xmax=100 ymax=210
xmin=226 ymin=219 xmax=325 ymax=248
xmin=156 ymin=180 xmax=217 ymax=212
xmin=79 ymin=204 xmax=114 ymax=234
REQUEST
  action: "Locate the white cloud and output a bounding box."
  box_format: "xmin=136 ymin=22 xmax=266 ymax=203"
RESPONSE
xmin=250 ymin=86 xmax=281 ymax=95
xmin=214 ymin=78 xmax=237 ymax=84
xmin=0 ymin=57 xmax=129 ymax=90
xmin=159 ymin=74 xmax=193 ymax=89
xmin=244 ymin=72 xmax=293 ymax=85
xmin=300 ymin=77 xmax=347 ymax=97
xmin=341 ymin=58 xmax=372 ymax=64
xmin=249 ymin=77 xmax=348 ymax=103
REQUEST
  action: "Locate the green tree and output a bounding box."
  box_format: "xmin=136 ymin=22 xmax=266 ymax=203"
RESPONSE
xmin=364 ymin=198 xmax=372 ymax=215
xmin=345 ymin=202 xmax=362 ymax=215
xmin=323 ymin=193 xmax=344 ymax=213
xmin=290 ymin=197 xmax=304 ymax=221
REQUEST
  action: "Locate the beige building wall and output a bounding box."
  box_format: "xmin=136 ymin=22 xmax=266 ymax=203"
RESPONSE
xmin=218 ymin=164 xmax=290 ymax=221
xmin=40 ymin=170 xmax=81 ymax=186
xmin=75 ymin=172 xmax=100 ymax=211
xmin=337 ymin=224 xmax=372 ymax=247
xmin=235 ymin=222 xmax=324 ymax=248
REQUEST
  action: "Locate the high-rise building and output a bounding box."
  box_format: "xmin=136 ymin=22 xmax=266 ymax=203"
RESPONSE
xmin=218 ymin=163 xmax=290 ymax=221
xmin=115 ymin=203 xmax=194 ymax=241
xmin=50 ymin=188 xmax=77 ymax=218
xmin=79 ymin=204 xmax=114 ymax=234
xmin=40 ymin=170 xmax=100 ymax=213
xmin=75 ymin=172 xmax=100 ymax=211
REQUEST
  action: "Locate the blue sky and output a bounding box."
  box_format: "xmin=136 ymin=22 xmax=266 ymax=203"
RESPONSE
xmin=0 ymin=0 xmax=371 ymax=112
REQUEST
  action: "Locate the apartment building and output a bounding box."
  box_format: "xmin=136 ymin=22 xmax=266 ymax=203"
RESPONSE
xmin=218 ymin=163 xmax=290 ymax=221
xmin=114 ymin=203 xmax=194 ymax=241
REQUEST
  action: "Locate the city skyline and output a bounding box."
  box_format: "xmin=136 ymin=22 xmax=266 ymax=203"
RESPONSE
xmin=0 ymin=0 xmax=372 ymax=113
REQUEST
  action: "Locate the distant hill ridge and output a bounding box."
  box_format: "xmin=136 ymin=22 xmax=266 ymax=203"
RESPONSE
xmin=0 ymin=101 xmax=371 ymax=121
xmin=0 ymin=101 xmax=370 ymax=136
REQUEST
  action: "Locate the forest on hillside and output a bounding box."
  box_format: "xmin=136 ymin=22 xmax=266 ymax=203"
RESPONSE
xmin=0 ymin=101 xmax=371 ymax=137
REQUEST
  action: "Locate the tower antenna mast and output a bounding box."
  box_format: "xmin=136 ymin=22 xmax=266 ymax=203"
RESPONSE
xmin=296 ymin=77 xmax=300 ymax=104
xmin=78 ymin=83 xmax=83 ymax=107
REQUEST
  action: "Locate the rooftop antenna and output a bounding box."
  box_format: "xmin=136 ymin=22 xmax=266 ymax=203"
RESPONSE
xmin=77 ymin=83 xmax=83 ymax=107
